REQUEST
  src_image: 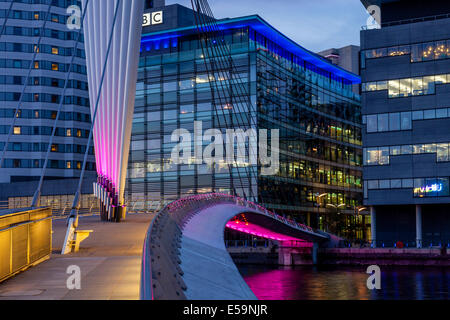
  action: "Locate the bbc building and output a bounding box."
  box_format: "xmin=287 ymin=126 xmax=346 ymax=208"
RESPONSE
xmin=128 ymin=1 xmax=365 ymax=238
xmin=361 ymin=0 xmax=450 ymax=246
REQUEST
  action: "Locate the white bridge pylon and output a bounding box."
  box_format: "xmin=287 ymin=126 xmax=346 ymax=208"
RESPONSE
xmin=82 ymin=0 xmax=144 ymax=220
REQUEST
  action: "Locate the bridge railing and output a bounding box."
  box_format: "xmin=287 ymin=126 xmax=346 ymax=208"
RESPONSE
xmin=141 ymin=193 xmax=325 ymax=300
xmin=339 ymin=239 xmax=450 ymax=249
xmin=0 ymin=207 xmax=52 ymax=283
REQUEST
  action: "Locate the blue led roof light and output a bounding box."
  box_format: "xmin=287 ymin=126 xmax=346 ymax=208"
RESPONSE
xmin=141 ymin=15 xmax=361 ymax=84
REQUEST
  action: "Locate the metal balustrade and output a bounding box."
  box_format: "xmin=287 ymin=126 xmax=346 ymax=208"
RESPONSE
xmin=0 ymin=207 xmax=52 ymax=283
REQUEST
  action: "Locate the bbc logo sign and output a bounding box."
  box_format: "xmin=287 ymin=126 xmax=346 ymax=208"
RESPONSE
xmin=143 ymin=11 xmax=163 ymax=27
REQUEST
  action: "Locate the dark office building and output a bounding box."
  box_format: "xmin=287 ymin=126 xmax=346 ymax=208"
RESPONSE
xmin=127 ymin=2 xmax=364 ymax=238
xmin=361 ymin=0 xmax=450 ymax=246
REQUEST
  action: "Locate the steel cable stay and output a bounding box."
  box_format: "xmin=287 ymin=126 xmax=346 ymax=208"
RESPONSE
xmin=195 ymin=0 xmax=320 ymax=219
xmin=191 ymin=0 xmax=294 ymax=215
xmin=191 ymin=0 xmax=263 ymax=204
xmin=31 ymin=0 xmax=92 ymax=208
xmin=0 ymin=1 xmax=53 ymax=169
xmin=190 ymin=4 xmax=254 ymax=202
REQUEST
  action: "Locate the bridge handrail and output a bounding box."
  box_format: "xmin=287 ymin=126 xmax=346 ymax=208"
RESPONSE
xmin=161 ymin=193 xmax=317 ymax=234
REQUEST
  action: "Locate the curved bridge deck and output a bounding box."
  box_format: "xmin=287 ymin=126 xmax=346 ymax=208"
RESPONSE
xmin=140 ymin=194 xmax=330 ymax=300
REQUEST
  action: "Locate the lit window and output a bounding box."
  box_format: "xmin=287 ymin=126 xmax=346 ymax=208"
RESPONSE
xmin=34 ymin=61 xmax=39 ymax=69
xmin=66 ymin=161 xmax=72 ymax=169
xmin=51 ymin=63 xmax=58 ymax=71
xmin=66 ymin=129 xmax=72 ymax=137
xmin=77 ymin=162 xmax=82 ymax=170
xmin=77 ymin=130 xmax=82 ymax=138
xmin=52 ymin=47 xmax=59 ymax=55
xmin=13 ymin=127 xmax=21 ymax=135
xmin=34 ymin=13 xmax=39 ymax=20
xmin=51 ymin=145 xmax=58 ymax=152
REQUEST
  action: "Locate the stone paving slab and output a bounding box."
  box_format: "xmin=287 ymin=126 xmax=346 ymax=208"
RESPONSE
xmin=0 ymin=213 xmax=154 ymax=300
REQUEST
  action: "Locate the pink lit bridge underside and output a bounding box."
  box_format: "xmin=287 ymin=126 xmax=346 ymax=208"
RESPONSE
xmin=226 ymin=220 xmax=313 ymax=247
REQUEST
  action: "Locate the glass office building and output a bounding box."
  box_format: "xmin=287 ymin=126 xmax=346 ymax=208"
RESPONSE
xmin=0 ymin=0 xmax=94 ymax=184
xmin=361 ymin=0 xmax=450 ymax=246
xmin=127 ymin=3 xmax=363 ymax=238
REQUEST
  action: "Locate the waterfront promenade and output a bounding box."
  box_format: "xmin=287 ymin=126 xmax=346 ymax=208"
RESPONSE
xmin=0 ymin=213 xmax=154 ymax=300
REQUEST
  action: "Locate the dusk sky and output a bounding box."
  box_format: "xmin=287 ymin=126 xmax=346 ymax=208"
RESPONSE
xmin=166 ymin=0 xmax=370 ymax=53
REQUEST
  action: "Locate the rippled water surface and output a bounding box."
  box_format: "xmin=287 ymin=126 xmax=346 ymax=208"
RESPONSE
xmin=238 ymin=265 xmax=450 ymax=300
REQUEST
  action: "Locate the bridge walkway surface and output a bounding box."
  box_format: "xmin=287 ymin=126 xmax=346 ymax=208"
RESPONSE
xmin=0 ymin=213 xmax=154 ymax=300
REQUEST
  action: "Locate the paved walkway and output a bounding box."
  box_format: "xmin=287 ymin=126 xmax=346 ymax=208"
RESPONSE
xmin=0 ymin=213 xmax=154 ymax=300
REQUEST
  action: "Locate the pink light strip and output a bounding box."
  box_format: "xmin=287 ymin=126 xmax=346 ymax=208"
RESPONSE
xmin=226 ymin=220 xmax=313 ymax=247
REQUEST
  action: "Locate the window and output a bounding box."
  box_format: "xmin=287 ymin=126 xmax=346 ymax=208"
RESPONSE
xmin=390 ymin=146 xmax=401 ymax=156
xmin=131 ymin=140 xmax=145 ymax=151
xmin=424 ymin=109 xmax=436 ymax=119
xmin=13 ymin=127 xmax=21 ymax=135
xmin=401 ymin=145 xmax=412 ymax=155
xmin=367 ymin=115 xmax=377 ymax=133
xmin=402 ymin=179 xmax=413 ymax=188
xmin=412 ymin=110 xmax=423 ymax=120
xmin=389 ymin=113 xmax=400 ymax=131
xmin=399 ymin=78 xmax=412 ymax=97
xmin=388 ymin=80 xmax=400 ymax=98
xmin=379 ymin=147 xmax=390 ymax=165
xmin=379 ymin=180 xmax=390 ymax=189
xmin=365 ymin=148 xmax=379 ymax=165
xmin=436 ymin=108 xmax=447 ymax=118
xmin=437 ymin=143 xmax=449 ymax=162
xmin=423 ymin=76 xmax=435 ymax=95
xmin=391 ymin=179 xmax=402 ymax=189
xmin=368 ymin=180 xmax=379 ymax=190
xmin=411 ymin=77 xmax=423 ymax=95
xmin=377 ymin=114 xmax=389 ymax=132
xmin=51 ymin=63 xmax=59 ymax=71
xmin=52 ymin=47 xmax=59 ymax=55
xmin=400 ymin=112 xmax=412 ymax=130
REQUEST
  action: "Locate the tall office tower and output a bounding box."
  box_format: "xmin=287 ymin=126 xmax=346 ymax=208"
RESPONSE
xmin=127 ymin=3 xmax=364 ymax=238
xmin=361 ymin=0 xmax=450 ymax=246
xmin=0 ymin=0 xmax=94 ymax=185
xmin=318 ymin=45 xmax=361 ymax=95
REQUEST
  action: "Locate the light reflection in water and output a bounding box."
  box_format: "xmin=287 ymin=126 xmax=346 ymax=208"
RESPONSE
xmin=237 ymin=265 xmax=450 ymax=300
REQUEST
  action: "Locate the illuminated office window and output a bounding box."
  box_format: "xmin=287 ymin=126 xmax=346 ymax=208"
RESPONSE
xmin=51 ymin=63 xmax=59 ymax=71
xmin=13 ymin=127 xmax=21 ymax=135
xmin=52 ymin=47 xmax=59 ymax=55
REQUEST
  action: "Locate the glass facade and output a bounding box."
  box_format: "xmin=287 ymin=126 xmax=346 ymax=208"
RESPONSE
xmin=361 ymin=39 xmax=450 ymax=67
xmin=0 ymin=0 xmax=94 ymax=182
xmin=362 ymin=73 xmax=450 ymax=98
xmin=127 ymin=18 xmax=362 ymax=237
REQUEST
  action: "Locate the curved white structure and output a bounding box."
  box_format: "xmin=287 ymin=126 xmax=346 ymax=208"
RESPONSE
xmin=82 ymin=0 xmax=144 ymax=217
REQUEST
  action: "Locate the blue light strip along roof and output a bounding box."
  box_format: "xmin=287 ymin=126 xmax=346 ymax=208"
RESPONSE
xmin=141 ymin=15 xmax=361 ymax=84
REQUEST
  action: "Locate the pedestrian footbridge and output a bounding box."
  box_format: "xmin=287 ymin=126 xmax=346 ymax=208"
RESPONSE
xmin=140 ymin=194 xmax=333 ymax=300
